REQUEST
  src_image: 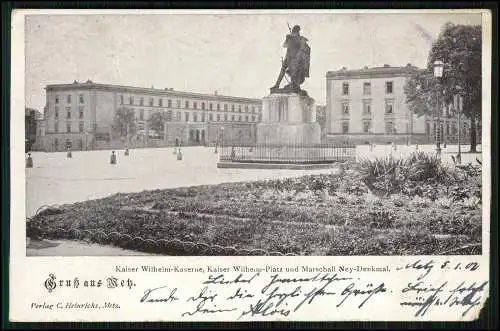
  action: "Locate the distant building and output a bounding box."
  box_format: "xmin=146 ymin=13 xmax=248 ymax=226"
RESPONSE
xmin=41 ymin=81 xmax=262 ymax=151
xmin=325 ymin=64 xmax=470 ymax=144
xmin=25 ymin=108 xmax=43 ymax=152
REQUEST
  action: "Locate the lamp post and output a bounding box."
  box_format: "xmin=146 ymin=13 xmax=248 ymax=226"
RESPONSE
xmin=456 ymin=85 xmax=462 ymax=164
xmin=433 ymin=60 xmax=444 ymax=155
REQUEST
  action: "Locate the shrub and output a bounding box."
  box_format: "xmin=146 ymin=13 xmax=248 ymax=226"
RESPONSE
xmin=435 ymin=197 xmax=453 ymax=209
xmin=389 ymin=194 xmax=405 ymax=207
xmin=412 ymin=196 xmax=432 ymax=208
xmin=461 ymin=196 xmax=481 ymax=210
xmin=368 ymin=209 xmax=396 ymax=229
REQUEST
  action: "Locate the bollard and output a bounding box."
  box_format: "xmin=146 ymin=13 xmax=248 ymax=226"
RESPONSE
xmin=67 ymin=148 xmax=72 ymax=158
xmin=173 ymin=147 xmax=177 ymax=155
xmin=177 ymin=148 xmax=182 ymax=160
xmin=26 ymin=153 xmax=33 ymax=168
xmin=369 ymin=144 xmax=374 ymax=152
xmin=214 ymin=145 xmax=218 ymax=154
xmin=124 ymin=148 xmax=129 ymax=156
xmin=110 ymin=151 xmax=117 ymax=164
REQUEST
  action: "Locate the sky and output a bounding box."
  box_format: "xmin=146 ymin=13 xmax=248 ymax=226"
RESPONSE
xmin=24 ymin=11 xmax=482 ymax=112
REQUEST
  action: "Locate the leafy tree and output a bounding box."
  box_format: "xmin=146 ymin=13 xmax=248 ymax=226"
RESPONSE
xmin=112 ymin=107 xmax=136 ymax=138
xmin=148 ymin=111 xmax=168 ymax=134
xmin=404 ymin=23 xmax=481 ymax=151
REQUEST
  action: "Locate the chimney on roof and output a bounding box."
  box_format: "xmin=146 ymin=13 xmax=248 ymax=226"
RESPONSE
xmin=406 ymin=63 xmax=412 ymax=67
xmin=383 ymin=64 xmax=390 ymax=68
xmin=86 ymin=79 xmax=92 ymax=83
xmin=214 ymin=90 xmax=218 ymax=95
xmin=363 ymin=66 xmax=368 ymax=70
xmin=73 ymin=80 xmax=78 ymax=84
xmin=341 ymin=67 xmax=347 ymax=70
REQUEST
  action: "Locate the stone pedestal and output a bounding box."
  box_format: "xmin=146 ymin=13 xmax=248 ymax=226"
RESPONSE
xmin=256 ymin=93 xmax=321 ymax=144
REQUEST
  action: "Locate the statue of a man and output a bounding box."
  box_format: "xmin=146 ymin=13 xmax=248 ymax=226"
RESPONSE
xmin=271 ymin=25 xmax=311 ymax=92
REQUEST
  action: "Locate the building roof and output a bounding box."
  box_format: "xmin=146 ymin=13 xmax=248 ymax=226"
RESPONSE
xmin=25 ymin=108 xmax=44 ymax=120
xmin=45 ymin=81 xmax=262 ymax=104
xmin=326 ymin=64 xmax=424 ymax=80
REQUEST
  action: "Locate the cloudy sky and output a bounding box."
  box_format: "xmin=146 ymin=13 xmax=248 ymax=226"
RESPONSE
xmin=24 ymin=10 xmax=482 ymax=112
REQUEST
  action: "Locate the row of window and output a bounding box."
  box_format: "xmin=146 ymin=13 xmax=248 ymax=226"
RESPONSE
xmin=119 ymin=95 xmax=259 ymax=113
xmin=169 ymin=111 xmax=259 ymax=123
xmin=54 ymin=106 xmax=84 ymax=119
xmin=425 ymin=122 xmax=470 ymax=136
xmin=340 ymin=100 xmax=394 ymax=115
xmin=55 ymin=94 xmax=84 ymax=104
xmin=53 ymin=121 xmax=85 ymax=133
xmin=341 ymin=81 xmax=394 ymax=96
xmin=340 ymin=120 xmax=395 ymax=134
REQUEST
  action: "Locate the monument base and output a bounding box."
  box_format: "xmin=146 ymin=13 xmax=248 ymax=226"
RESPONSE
xmin=256 ymin=123 xmax=321 ymax=144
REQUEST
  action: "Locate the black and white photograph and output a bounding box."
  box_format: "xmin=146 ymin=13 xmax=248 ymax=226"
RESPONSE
xmin=8 ymin=8 xmax=493 ymax=323
xmin=22 ymin=11 xmax=486 ymax=257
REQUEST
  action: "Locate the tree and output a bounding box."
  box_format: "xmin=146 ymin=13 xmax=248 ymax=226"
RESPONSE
xmin=148 ymin=111 xmax=168 ymax=135
xmin=112 ymin=107 xmax=136 ymax=139
xmin=404 ymin=23 xmax=481 ymax=151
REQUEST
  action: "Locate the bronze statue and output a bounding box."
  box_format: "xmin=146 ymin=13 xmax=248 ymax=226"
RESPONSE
xmin=271 ymin=25 xmax=311 ymax=93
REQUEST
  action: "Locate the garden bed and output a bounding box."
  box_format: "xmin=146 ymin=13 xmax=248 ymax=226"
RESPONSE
xmin=27 ymin=153 xmax=482 ymax=255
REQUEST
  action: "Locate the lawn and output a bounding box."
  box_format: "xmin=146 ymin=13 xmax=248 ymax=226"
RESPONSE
xmin=26 ymin=152 xmax=482 ymax=256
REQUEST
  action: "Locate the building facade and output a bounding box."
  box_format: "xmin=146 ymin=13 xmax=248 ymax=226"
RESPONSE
xmin=325 ymin=64 xmax=471 ymax=145
xmin=41 ymin=81 xmax=262 ymax=151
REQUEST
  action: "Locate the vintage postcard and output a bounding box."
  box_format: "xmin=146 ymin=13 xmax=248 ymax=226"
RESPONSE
xmin=10 ymin=9 xmax=491 ymax=322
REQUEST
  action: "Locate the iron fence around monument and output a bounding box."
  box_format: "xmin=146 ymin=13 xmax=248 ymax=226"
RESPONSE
xmin=219 ymin=143 xmax=356 ymax=164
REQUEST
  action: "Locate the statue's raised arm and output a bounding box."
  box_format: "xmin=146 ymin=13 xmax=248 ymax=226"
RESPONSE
xmin=271 ymin=25 xmax=310 ymax=94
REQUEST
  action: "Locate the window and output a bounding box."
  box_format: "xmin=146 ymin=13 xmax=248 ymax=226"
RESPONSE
xmin=159 ymin=99 xmax=163 ymax=107
xmin=217 ymin=114 xmax=220 ymax=121
xmin=201 ymin=113 xmax=205 ymax=122
xmin=185 ymin=101 xmax=189 ymax=109
xmin=79 ymin=122 xmax=84 ymax=133
xmin=232 ymin=115 xmax=235 ymax=121
xmin=176 ymin=111 xmax=181 ymax=121
xmin=363 ymin=82 xmax=371 ymax=95
xmin=66 ymin=123 xmax=71 ymax=133
xmin=209 ymin=114 xmax=213 ymax=121
xmin=209 ymin=103 xmax=213 ymax=110
xmin=193 ymin=102 xmax=197 ymax=109
xmin=224 ymin=104 xmax=228 ymax=111
xmin=120 ymin=95 xmax=124 ymax=104
xmin=166 ymin=110 xmax=172 ymax=122
xmin=259 ymin=114 xmax=262 ymax=121
xmin=341 ymin=102 xmax=349 ymax=115
xmin=426 ymin=122 xmax=431 ymax=135
xmin=342 ymin=82 xmax=349 ymax=95
xmin=252 ymin=106 xmax=255 ymax=113
xmin=201 ymin=102 xmax=205 ymax=110
xmin=176 ymin=100 xmax=181 ymax=108
xmin=238 ymin=105 xmax=242 ymax=113
xmin=129 ymin=96 xmax=134 ymax=105
xmin=139 ymin=109 xmax=144 ymax=121
xmin=362 ymin=101 xmax=371 ymax=115
xmin=224 ymin=114 xmax=228 ymax=121
xmin=149 ymin=98 xmax=153 ymax=106
xmin=386 ymin=81 xmax=393 ymax=94
xmin=67 ymin=95 xmax=72 ymax=103
xmin=238 ymin=116 xmax=242 ymax=121
xmin=55 ymin=95 xmax=60 ymax=104
xmin=79 ymin=106 xmax=84 ymax=119
xmin=446 ymin=123 xmax=450 ymax=135
xmin=362 ymin=120 xmax=371 ymax=133
xmin=79 ymin=94 xmax=84 ymax=103
xmin=231 ymin=105 xmax=235 ymax=112
xmin=193 ymin=113 xmax=198 ymax=122
xmin=342 ymin=122 xmax=349 ymax=133
xmin=168 ymin=99 xmax=172 ymax=108
xmin=185 ymin=112 xmax=189 ymax=122
xmin=54 ymin=122 xmax=59 ymax=133
xmin=66 ymin=107 xmax=71 ymax=119
xmin=217 ymin=104 xmax=220 ymax=111
xmin=245 ymin=106 xmax=248 ymax=113
xmin=451 ymin=123 xmax=457 ymax=135
xmin=385 ymin=100 xmax=394 ymax=114
xmin=54 ymin=107 xmax=59 ymax=119
xmin=385 ymin=121 xmax=394 ymax=134
xmin=252 ymin=115 xmax=255 ymax=122
xmin=245 ymin=115 xmax=249 ymax=122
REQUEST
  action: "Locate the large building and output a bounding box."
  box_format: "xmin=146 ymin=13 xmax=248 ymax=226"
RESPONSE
xmin=325 ymin=64 xmax=471 ymax=145
xmin=40 ymin=81 xmax=262 ymax=151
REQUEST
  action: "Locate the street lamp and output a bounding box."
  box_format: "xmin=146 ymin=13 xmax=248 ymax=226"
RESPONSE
xmin=433 ymin=60 xmax=444 ymax=155
xmin=456 ymin=85 xmax=462 ymax=164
